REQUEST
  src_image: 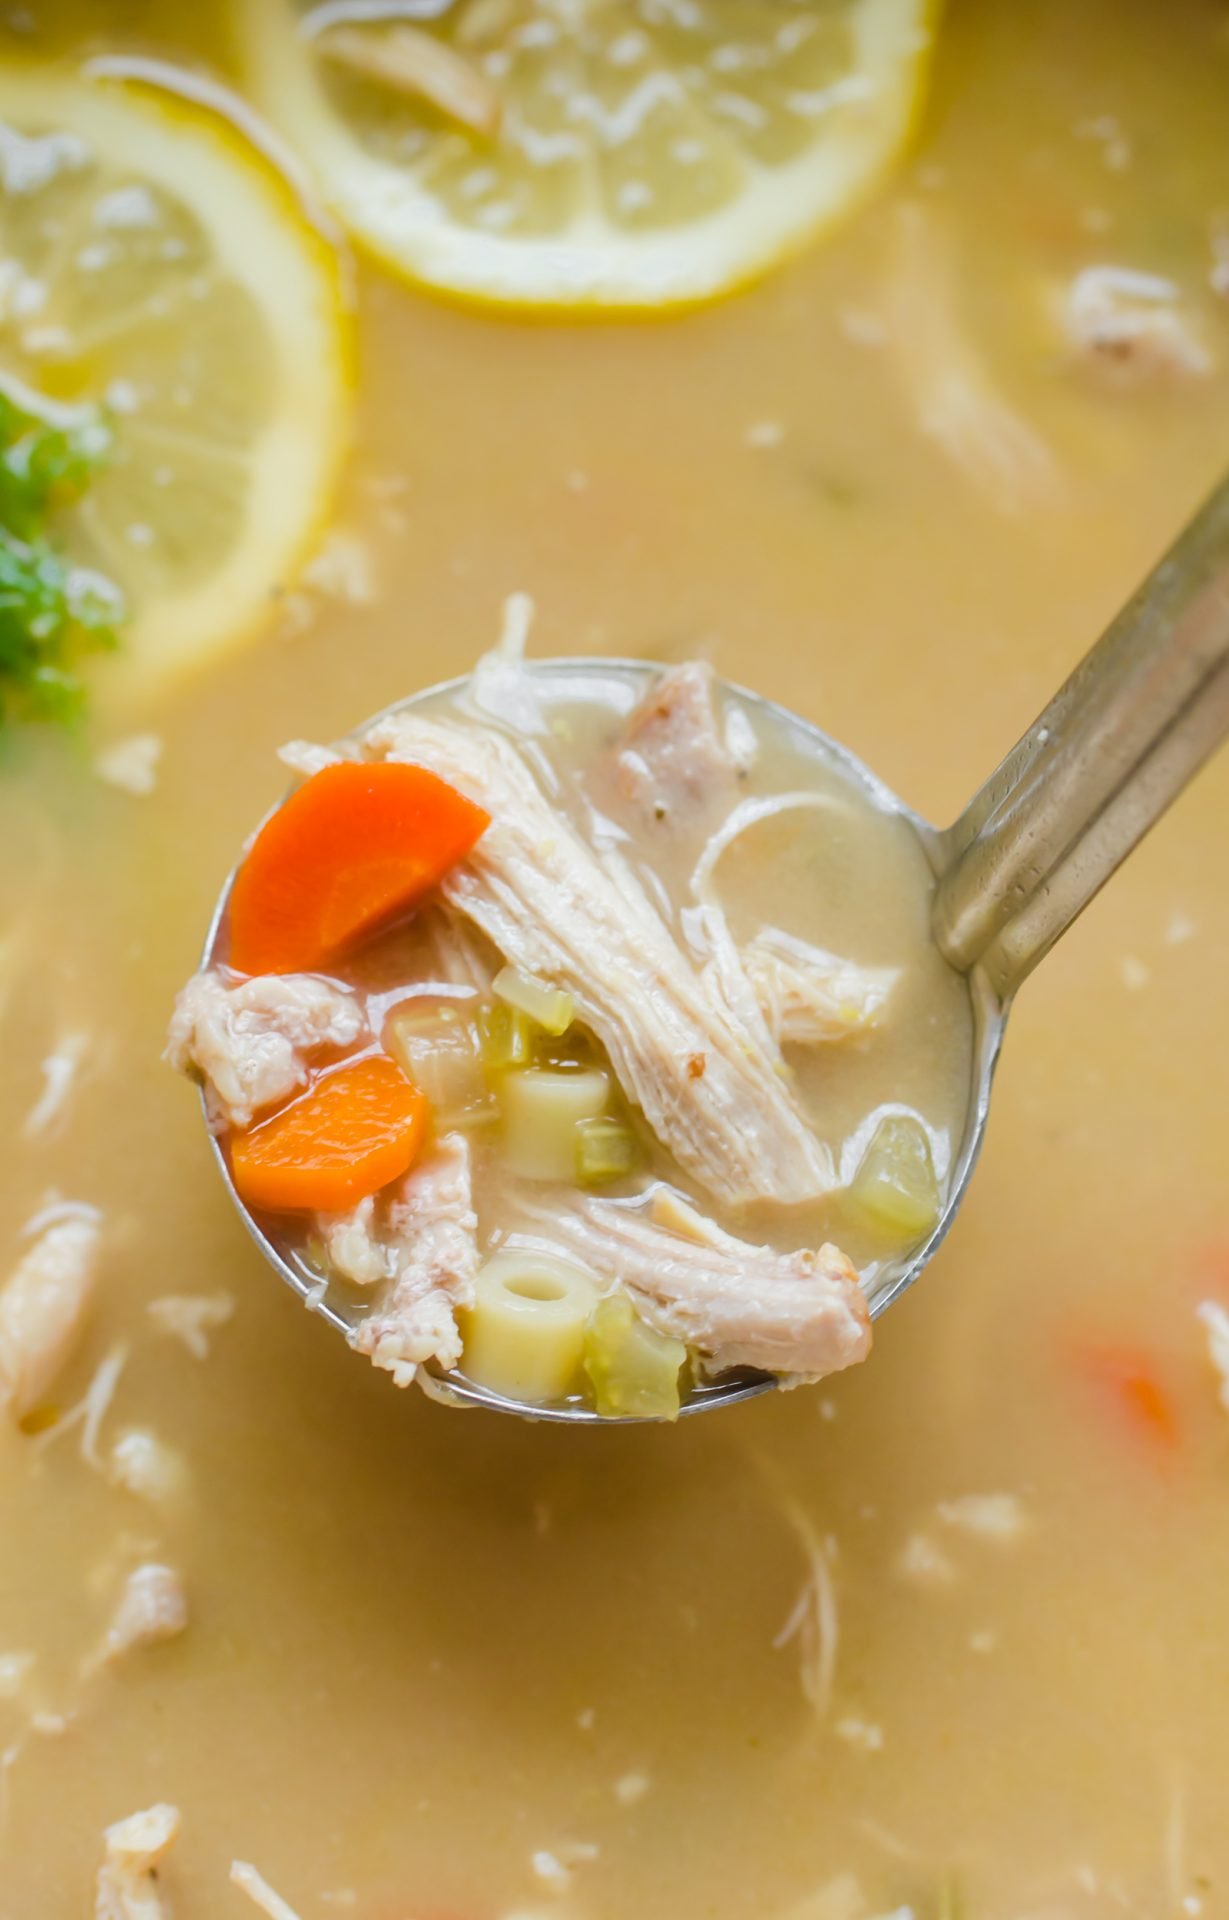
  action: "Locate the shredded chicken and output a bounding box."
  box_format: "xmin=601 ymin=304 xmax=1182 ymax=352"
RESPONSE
xmin=615 ymin=662 xmax=752 ymax=827
xmin=1061 ymin=265 xmax=1211 ymax=379
xmin=33 ymin=1340 xmax=127 ymax=1466
xmin=94 ymin=733 xmax=163 ymax=797
xmin=351 ymin=1133 xmax=479 ymax=1383
xmin=362 ymin=711 xmax=834 ymax=1207
xmin=936 ymin=1492 xmax=1028 ymax=1543
xmin=896 ymin=1532 xmax=956 ymax=1588
xmin=511 ymin=1188 xmax=869 ymax=1381
xmin=164 ymin=971 xmax=364 ymax=1128
xmin=230 ymin=1860 xmax=304 ymax=1920
xmin=278 ymin=738 xmax=342 ymax=780
xmin=413 ymin=903 xmax=500 ymax=993
xmin=92 ymin=1563 xmax=188 ymax=1670
xmin=888 ymin=204 xmax=1059 ymax=515
xmin=0 ymin=1214 xmax=100 ymax=1420
xmin=95 ymin=1803 xmax=180 ymax=1920
xmin=300 ymin=527 xmax=376 ymax=605
xmin=23 ymin=1028 xmax=90 ymax=1137
xmin=147 ymin=1290 xmax=235 ymax=1360
xmin=109 ymin=1430 xmax=188 ymax=1506
xmin=772 ymin=1498 xmax=840 ymax=1715
xmin=468 ymin=590 xmax=544 ymax=734
xmin=744 ymin=929 xmax=897 ymax=1046
xmin=317 ymin=1198 xmax=391 ymax=1288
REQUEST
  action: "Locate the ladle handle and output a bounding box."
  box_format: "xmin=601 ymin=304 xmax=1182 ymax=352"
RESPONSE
xmin=934 ymin=474 xmax=1229 ymax=1000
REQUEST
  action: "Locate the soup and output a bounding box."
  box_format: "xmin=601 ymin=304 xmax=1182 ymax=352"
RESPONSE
xmin=170 ymin=654 xmax=973 ymax=1414
xmin=2 ymin=0 xmax=1229 ymax=1915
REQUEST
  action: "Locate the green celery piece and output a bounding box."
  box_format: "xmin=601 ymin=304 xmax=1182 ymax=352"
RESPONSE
xmin=582 ymin=1292 xmax=686 ymax=1421
xmin=478 ymin=999 xmax=534 ymax=1072
xmin=575 ymin=1114 xmax=639 ymax=1185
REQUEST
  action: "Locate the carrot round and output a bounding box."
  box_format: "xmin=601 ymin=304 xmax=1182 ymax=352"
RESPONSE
xmin=231 ymin=1055 xmax=428 ymax=1213
xmin=228 ymin=761 xmax=490 ymax=975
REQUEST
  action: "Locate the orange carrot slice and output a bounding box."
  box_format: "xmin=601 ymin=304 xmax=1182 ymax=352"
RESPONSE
xmin=231 ymin=1055 xmax=428 ymax=1213
xmin=228 ymin=761 xmax=490 ymax=975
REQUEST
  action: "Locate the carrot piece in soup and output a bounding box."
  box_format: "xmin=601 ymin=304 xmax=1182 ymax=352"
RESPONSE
xmin=1075 ymin=1342 xmax=1180 ymax=1449
xmin=231 ymin=1055 xmax=428 ymax=1213
xmin=228 ymin=761 xmax=490 ymax=975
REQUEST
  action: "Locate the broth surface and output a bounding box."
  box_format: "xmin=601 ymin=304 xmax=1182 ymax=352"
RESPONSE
xmin=2 ymin=1 xmax=1229 ymax=1915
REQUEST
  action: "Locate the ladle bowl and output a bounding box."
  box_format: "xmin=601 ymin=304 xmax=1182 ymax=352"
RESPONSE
xmin=201 ymin=474 xmax=1229 ymax=1421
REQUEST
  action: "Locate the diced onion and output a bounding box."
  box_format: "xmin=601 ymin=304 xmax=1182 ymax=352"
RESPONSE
xmin=845 ymin=1113 xmax=941 ymax=1243
xmin=493 ymin=965 xmax=574 ymax=1037
xmin=460 ymin=1252 xmax=597 ymax=1405
xmin=385 ymin=998 xmax=495 ymax=1130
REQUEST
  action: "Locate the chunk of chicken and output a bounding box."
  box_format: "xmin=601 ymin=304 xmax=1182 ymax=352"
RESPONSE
xmin=147 ymin=1290 xmax=235 ymax=1360
xmin=164 ymin=970 xmax=364 ymax=1128
xmin=95 ymin=1802 xmax=180 ymax=1920
xmin=615 ymin=662 xmax=752 ymax=827
xmin=362 ymin=713 xmax=834 ymax=1208
xmin=351 ymin=1133 xmax=479 ymax=1384
xmin=1062 ymin=265 xmax=1210 ymax=380
xmin=0 ymin=1214 xmax=100 ymax=1420
xmin=888 ymin=204 xmax=1059 ymax=515
xmin=513 ymin=1187 xmax=870 ymax=1382
xmin=317 ymin=1196 xmax=392 ymax=1288
xmin=744 ymin=929 xmax=897 ymax=1046
xmin=277 ymin=737 xmax=342 ymax=779
xmin=109 ymin=1429 xmax=189 ymax=1507
xmin=93 ymin=1563 xmax=188 ymax=1669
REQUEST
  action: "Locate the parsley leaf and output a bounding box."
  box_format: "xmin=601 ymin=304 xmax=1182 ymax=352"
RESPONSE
xmin=0 ymin=385 xmax=125 ymax=728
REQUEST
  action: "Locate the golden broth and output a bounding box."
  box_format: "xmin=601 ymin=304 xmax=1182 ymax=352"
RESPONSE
xmin=2 ymin=1 xmax=1229 ymax=1915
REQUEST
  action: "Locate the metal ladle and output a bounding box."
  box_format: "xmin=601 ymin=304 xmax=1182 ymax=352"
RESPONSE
xmin=201 ymin=475 xmax=1229 ymax=1421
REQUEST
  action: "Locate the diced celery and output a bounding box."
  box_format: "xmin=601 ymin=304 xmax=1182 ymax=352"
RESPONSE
xmin=493 ymin=963 xmax=574 ymax=1037
xmin=575 ymin=1114 xmax=639 ymax=1185
xmin=498 ymin=1067 xmax=609 ymax=1181
xmin=582 ymin=1292 xmax=687 ymax=1421
xmin=845 ymin=1113 xmax=941 ymax=1242
xmin=460 ymin=1252 xmax=597 ymax=1405
xmin=478 ymin=999 xmax=534 ymax=1073
xmin=385 ymin=996 xmax=496 ymax=1130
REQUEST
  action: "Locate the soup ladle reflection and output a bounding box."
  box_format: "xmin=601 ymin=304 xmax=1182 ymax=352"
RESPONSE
xmin=201 ymin=475 xmax=1229 ymax=1422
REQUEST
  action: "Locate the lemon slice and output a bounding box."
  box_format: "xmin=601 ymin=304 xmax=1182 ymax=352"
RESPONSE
xmin=237 ymin=0 xmax=936 ymax=312
xmin=0 ymin=65 xmax=351 ymax=695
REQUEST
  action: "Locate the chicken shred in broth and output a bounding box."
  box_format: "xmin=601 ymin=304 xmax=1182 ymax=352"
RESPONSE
xmin=1 ymin=0 xmax=1229 ymax=1916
